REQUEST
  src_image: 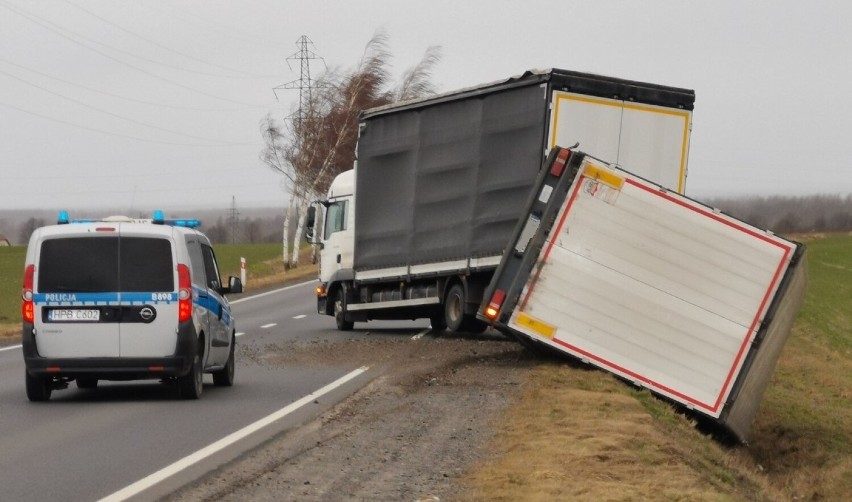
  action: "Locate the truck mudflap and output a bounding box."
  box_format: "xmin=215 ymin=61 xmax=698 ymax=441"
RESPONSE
xmin=479 ymin=147 xmax=806 ymax=442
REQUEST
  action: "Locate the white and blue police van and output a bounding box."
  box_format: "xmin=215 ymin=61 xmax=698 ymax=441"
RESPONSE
xmin=21 ymin=211 xmax=242 ymax=401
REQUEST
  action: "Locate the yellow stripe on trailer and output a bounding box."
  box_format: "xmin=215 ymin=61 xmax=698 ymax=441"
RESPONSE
xmin=583 ymin=163 xmax=624 ymax=190
xmin=515 ymin=312 xmax=557 ymax=339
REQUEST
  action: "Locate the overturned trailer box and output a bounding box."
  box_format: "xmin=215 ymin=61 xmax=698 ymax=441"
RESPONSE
xmin=480 ymin=147 xmax=807 ymax=441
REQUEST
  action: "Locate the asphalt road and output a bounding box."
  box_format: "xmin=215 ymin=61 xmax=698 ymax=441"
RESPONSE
xmin=0 ymin=281 xmax=429 ymax=501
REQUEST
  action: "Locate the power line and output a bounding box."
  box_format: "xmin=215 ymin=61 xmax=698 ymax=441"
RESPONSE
xmin=0 ymin=69 xmax=255 ymax=145
xmin=143 ymin=1 xmax=293 ymax=51
xmin=0 ymin=99 xmax=250 ymax=147
xmin=62 ymin=0 xmax=280 ymax=79
xmin=0 ymin=0 xmax=266 ymax=107
xmin=0 ymin=57 xmax=258 ymax=111
xmin=4 ymin=0 xmax=263 ymax=80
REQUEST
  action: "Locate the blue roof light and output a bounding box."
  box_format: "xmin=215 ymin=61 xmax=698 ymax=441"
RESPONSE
xmin=52 ymin=210 xmax=198 ymax=228
xmin=152 ymin=210 xmax=165 ymax=224
xmin=168 ymin=219 xmax=202 ymax=229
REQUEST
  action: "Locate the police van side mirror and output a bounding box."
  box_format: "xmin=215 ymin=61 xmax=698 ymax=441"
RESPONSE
xmin=225 ymin=276 xmax=243 ymax=295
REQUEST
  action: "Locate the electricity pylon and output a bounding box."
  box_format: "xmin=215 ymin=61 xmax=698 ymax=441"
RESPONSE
xmin=273 ymin=35 xmax=327 ymax=128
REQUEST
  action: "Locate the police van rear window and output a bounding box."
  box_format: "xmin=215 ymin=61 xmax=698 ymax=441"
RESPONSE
xmin=39 ymin=237 xmax=173 ymax=293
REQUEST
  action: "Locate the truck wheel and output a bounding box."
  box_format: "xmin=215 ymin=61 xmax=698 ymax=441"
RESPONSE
xmin=444 ymin=283 xmax=466 ymax=332
xmin=334 ymin=288 xmax=354 ymax=331
xmin=26 ymin=372 xmax=52 ymax=402
xmin=213 ymin=336 xmax=236 ymax=387
xmin=179 ymin=350 xmax=203 ymax=399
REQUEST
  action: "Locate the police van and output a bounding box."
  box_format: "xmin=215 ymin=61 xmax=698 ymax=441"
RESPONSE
xmin=21 ymin=211 xmax=242 ymax=401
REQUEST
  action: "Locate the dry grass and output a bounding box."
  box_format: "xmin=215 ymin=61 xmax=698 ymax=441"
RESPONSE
xmin=458 ymin=364 xmax=773 ymax=502
xmin=459 ymin=234 xmax=852 ymax=502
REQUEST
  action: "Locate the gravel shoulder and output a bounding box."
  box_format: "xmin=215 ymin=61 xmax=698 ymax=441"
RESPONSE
xmin=163 ymin=330 xmax=534 ymax=502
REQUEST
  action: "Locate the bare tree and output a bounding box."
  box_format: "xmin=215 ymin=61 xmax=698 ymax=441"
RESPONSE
xmin=260 ymin=31 xmax=441 ymax=268
xmin=259 ymin=115 xmax=298 ymax=266
xmin=395 ymin=45 xmax=441 ymax=102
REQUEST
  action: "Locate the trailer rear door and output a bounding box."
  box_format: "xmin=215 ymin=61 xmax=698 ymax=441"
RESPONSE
xmin=482 ymin=148 xmax=805 ymax=439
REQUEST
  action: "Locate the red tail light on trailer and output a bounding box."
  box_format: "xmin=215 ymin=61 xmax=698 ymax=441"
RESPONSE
xmin=550 ymin=148 xmax=572 ymax=177
xmin=484 ymin=289 xmax=507 ymax=320
xmin=177 ymin=264 xmax=192 ymax=322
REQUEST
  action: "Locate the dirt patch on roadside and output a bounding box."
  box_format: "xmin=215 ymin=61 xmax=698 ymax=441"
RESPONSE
xmin=163 ymin=333 xmax=534 ymax=502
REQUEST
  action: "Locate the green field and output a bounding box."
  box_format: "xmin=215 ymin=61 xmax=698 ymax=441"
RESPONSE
xmin=0 ymin=246 xmax=26 ymax=326
xmin=212 ymin=243 xmax=287 ymax=280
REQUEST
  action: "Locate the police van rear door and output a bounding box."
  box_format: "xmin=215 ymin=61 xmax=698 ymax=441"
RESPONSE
xmin=117 ymin=224 xmax=180 ymax=358
xmin=35 ymin=232 xmax=122 ymax=358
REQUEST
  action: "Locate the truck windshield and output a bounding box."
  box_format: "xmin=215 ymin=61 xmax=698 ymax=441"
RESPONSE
xmin=38 ymin=237 xmax=173 ymax=293
xmin=324 ymin=201 xmax=347 ymax=240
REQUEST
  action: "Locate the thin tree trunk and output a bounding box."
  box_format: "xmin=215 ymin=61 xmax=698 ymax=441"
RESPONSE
xmin=291 ymin=193 xmax=312 ymax=268
xmin=282 ymin=195 xmax=295 ymax=269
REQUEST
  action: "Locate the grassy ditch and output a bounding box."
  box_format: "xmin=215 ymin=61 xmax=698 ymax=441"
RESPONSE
xmin=459 ymin=234 xmax=852 ymax=501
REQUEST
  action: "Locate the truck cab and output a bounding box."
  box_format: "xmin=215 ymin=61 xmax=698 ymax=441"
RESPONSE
xmin=318 ymin=169 xmax=355 ymax=285
xmin=315 ymin=170 xmax=358 ymax=330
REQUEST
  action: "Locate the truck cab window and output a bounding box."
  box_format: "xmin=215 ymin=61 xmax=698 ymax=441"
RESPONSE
xmin=324 ymin=201 xmax=347 ymax=239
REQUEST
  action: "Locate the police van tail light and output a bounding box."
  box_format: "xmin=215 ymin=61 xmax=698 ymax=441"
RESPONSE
xmin=22 ymin=264 xmax=35 ymax=323
xmin=178 ymin=264 xmax=192 ymax=322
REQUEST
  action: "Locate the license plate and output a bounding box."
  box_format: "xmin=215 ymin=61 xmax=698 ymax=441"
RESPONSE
xmin=47 ymin=309 xmax=101 ymax=322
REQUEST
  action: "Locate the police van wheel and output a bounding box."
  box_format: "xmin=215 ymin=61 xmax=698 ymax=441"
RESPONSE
xmin=213 ymin=337 xmax=235 ymax=387
xmin=179 ymin=351 xmax=203 ymax=399
xmin=26 ymin=372 xmax=52 ymax=402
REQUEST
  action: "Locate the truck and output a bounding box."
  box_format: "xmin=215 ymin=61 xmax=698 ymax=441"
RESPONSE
xmin=478 ymin=147 xmax=807 ymax=441
xmin=313 ymin=69 xmax=695 ymax=331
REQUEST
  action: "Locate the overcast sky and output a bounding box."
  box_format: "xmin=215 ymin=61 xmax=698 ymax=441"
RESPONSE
xmin=1 ymin=0 xmax=849 ymax=212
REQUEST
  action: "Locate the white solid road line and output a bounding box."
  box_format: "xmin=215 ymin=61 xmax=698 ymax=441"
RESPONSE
xmin=98 ymin=366 xmax=370 ymax=502
xmin=0 ymin=344 xmax=21 ymax=352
